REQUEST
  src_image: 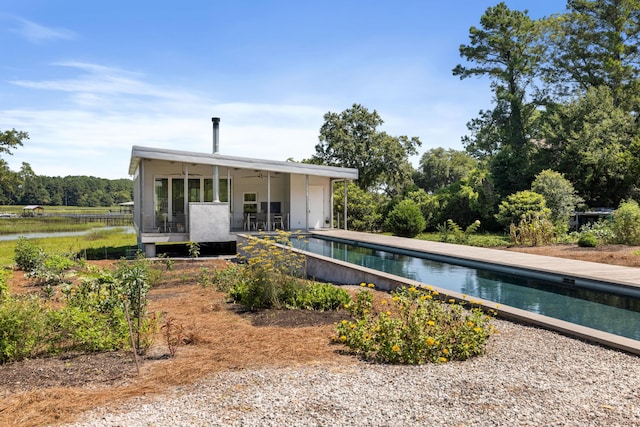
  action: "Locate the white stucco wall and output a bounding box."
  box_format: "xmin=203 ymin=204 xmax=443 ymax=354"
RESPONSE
xmin=189 ymin=202 xmax=230 ymax=242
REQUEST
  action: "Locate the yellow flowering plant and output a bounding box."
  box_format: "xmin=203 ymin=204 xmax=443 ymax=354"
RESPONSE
xmin=334 ymin=286 xmax=495 ymax=364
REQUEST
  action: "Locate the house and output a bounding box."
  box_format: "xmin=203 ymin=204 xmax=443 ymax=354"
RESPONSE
xmin=128 ymin=118 xmax=358 ymax=257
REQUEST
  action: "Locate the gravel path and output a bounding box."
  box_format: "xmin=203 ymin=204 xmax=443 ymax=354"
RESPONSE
xmin=66 ymin=319 xmax=640 ymax=426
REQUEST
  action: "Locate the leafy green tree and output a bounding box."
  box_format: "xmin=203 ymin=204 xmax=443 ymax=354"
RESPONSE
xmin=540 ymin=86 xmax=639 ymax=206
xmin=495 ymin=190 xmax=551 ymax=228
xmin=454 ymin=3 xmax=546 ymax=196
xmin=385 ymin=199 xmax=426 ymax=238
xmin=0 ymin=129 xmax=27 ymax=157
xmin=0 ymin=160 xmax=20 ymax=205
xmin=405 ymin=188 xmax=439 ymax=227
xmin=17 ymin=162 xmax=51 ymax=205
xmin=545 ymin=0 xmax=640 ymax=110
xmin=313 ymin=104 xmax=421 ymax=195
xmin=435 ymin=168 xmax=499 ymax=230
xmin=414 ymin=148 xmax=477 ymax=193
xmin=531 ymin=169 xmax=583 ymax=229
xmin=333 ymin=182 xmax=383 ymax=231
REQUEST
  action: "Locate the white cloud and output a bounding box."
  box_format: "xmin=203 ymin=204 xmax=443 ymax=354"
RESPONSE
xmin=9 ymin=17 xmax=76 ymax=44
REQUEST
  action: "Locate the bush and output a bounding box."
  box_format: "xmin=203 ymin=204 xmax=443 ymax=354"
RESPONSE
xmin=495 ymin=191 xmax=551 ymax=229
xmin=0 ymin=268 xmax=8 ymax=300
xmin=611 ymin=200 xmax=640 ymax=245
xmin=334 ymin=286 xmax=495 ymax=364
xmin=578 ymin=233 xmax=598 ymax=248
xmin=281 ymin=282 xmax=351 ymax=311
xmin=234 ymin=231 xmax=307 ymax=310
xmin=26 ymin=253 xmax=77 ymax=287
xmin=14 ymin=237 xmax=46 ymax=271
xmin=0 ymin=296 xmax=48 ymax=363
xmin=232 ymin=232 xmax=351 ymax=311
xmin=579 ymin=219 xmax=614 ymax=243
xmin=385 ymin=200 xmax=426 ymax=238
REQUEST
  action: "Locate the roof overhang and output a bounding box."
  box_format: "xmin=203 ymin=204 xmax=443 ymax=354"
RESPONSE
xmin=129 ymin=146 xmax=358 ymax=180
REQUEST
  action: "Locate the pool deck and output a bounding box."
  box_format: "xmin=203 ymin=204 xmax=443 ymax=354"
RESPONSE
xmin=310 ymin=229 xmax=640 ymax=355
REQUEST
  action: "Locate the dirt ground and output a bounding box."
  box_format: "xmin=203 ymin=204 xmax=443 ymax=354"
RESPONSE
xmin=1 ymin=244 xmax=639 ymax=427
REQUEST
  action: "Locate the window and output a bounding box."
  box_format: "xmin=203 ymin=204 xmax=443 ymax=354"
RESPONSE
xmin=204 ymin=178 xmax=231 ymax=203
xmin=155 ymin=178 xmax=168 ymax=218
xmin=243 ymin=192 xmax=257 ymax=213
xmin=172 ymin=179 xmax=184 ymax=216
xmin=188 ymin=178 xmax=200 ymax=202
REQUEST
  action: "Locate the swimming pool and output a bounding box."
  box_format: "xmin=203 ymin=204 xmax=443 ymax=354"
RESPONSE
xmin=290 ymin=236 xmax=640 ymax=341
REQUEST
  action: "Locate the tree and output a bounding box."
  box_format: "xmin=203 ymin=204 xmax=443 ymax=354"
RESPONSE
xmin=539 ymin=86 xmax=639 ymax=206
xmin=332 ymin=182 xmax=383 ymax=231
xmin=313 ymin=104 xmax=421 ymax=195
xmin=544 ymin=0 xmax=640 ymax=110
xmin=0 ymin=129 xmax=28 ymax=156
xmin=454 ymin=3 xmax=546 ymax=196
xmin=435 ymin=168 xmax=499 ymax=230
xmin=531 ymin=169 xmax=583 ymax=229
xmin=414 ymin=148 xmax=477 ymax=193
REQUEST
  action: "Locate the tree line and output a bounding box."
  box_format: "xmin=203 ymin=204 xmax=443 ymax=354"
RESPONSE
xmin=0 ymin=130 xmax=132 ymax=207
xmin=311 ymin=0 xmax=640 ymax=236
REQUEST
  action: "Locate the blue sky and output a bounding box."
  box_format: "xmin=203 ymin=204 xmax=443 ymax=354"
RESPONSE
xmin=1 ymin=1 xmax=562 ymax=179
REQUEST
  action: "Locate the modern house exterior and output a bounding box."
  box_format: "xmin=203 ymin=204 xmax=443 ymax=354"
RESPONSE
xmin=128 ymin=119 xmax=358 ymax=256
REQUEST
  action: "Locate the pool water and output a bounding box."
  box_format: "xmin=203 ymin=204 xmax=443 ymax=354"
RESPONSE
xmin=291 ymin=237 xmax=640 ymax=341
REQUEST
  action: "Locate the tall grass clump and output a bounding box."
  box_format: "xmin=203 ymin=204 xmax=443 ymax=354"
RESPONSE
xmin=335 ymin=285 xmax=495 ymax=364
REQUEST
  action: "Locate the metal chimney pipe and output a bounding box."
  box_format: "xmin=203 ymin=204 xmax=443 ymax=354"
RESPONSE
xmin=212 ymin=117 xmax=220 ymax=154
xmin=212 ymin=117 xmax=221 ymax=201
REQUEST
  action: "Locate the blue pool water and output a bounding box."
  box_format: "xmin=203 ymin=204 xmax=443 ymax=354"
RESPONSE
xmin=290 ymin=237 xmax=640 ymax=341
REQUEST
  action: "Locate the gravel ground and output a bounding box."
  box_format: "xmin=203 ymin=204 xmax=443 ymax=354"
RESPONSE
xmin=66 ymin=319 xmax=640 ymax=427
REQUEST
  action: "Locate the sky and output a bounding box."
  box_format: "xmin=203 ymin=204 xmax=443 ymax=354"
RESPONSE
xmin=0 ymin=1 xmax=563 ymax=180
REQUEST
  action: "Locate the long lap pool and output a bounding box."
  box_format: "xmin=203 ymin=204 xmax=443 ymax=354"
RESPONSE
xmin=290 ymin=236 xmax=640 ymax=341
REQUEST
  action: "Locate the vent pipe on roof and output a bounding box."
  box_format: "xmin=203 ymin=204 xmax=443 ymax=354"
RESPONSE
xmin=212 ymin=117 xmax=221 ymax=201
xmin=212 ymin=117 xmax=220 ymax=154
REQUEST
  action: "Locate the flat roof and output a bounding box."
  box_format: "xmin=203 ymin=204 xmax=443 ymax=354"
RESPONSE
xmin=129 ymin=146 xmax=359 ymax=180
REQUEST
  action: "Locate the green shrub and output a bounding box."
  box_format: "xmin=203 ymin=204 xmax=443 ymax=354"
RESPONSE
xmin=0 ymin=296 xmax=48 ymax=363
xmin=198 ymin=263 xmax=244 ymax=292
xmin=578 ymin=233 xmax=598 ymax=248
xmin=385 ymin=200 xmax=426 ymax=238
xmin=232 ymin=232 xmax=350 ymax=311
xmin=334 ymin=286 xmax=495 ymax=364
xmin=233 ymin=231 xmax=306 ymax=310
xmin=579 ymin=219 xmax=614 ymax=243
xmin=611 ymin=200 xmax=640 ymax=245
xmin=26 ymin=252 xmax=77 ymax=287
xmin=0 ymin=268 xmax=8 ymax=300
xmin=281 ymin=282 xmax=351 ymax=311
xmin=495 ymin=191 xmax=551 ymax=229
xmin=14 ymin=237 xmax=46 ymax=271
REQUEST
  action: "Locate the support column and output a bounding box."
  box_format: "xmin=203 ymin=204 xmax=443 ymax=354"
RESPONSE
xmin=305 ymin=175 xmax=309 ymax=231
xmin=344 ymin=180 xmax=348 ymax=230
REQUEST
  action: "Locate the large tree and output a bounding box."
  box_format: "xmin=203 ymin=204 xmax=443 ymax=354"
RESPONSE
xmin=312 ymin=104 xmax=421 ymax=196
xmin=545 ymin=0 xmax=640 ymax=110
xmin=454 ymin=3 xmax=546 ymax=196
xmin=540 ymin=85 xmax=640 ymax=206
xmin=414 ymin=148 xmax=477 ymax=194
